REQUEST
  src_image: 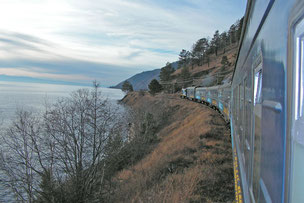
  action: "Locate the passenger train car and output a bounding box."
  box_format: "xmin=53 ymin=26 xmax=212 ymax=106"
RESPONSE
xmin=181 ymin=0 xmax=304 ymax=202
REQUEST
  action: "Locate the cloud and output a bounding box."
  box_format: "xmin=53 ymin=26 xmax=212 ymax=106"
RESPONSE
xmin=0 ymin=0 xmax=246 ymax=86
xmin=0 ymin=67 xmax=91 ymax=82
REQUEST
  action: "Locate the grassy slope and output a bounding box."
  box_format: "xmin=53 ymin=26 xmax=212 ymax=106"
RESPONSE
xmin=113 ymin=92 xmax=234 ymax=202
xmin=173 ymin=44 xmax=239 ymax=84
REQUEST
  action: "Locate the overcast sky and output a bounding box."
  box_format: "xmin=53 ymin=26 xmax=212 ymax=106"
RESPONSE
xmin=0 ymin=0 xmax=246 ymax=86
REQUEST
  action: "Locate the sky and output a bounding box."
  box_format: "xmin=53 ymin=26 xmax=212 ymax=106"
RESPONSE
xmin=0 ymin=0 xmax=247 ymax=87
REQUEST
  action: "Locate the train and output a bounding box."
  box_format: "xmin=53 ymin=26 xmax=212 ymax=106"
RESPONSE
xmin=181 ymin=0 xmax=304 ymax=202
xmin=181 ymin=84 xmax=231 ymax=123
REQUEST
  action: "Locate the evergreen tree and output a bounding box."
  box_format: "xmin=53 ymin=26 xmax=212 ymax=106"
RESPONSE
xmin=221 ymin=55 xmax=229 ymax=70
xmin=236 ymin=17 xmax=244 ymax=41
xmin=122 ymin=81 xmax=133 ymax=92
xmin=220 ymin=32 xmax=228 ymax=53
xmin=160 ymin=62 xmax=174 ymax=82
xmin=178 ymin=49 xmax=191 ymax=68
xmin=148 ymin=79 xmax=162 ymax=95
xmin=211 ymin=30 xmax=220 ymax=56
xmin=229 ymin=24 xmax=236 ymax=44
xmin=191 ymin=38 xmax=209 ymax=66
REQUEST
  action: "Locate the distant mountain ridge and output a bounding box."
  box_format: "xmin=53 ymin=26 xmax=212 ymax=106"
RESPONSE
xmin=112 ymin=61 xmax=178 ymax=91
xmin=112 ymin=69 xmax=161 ymax=91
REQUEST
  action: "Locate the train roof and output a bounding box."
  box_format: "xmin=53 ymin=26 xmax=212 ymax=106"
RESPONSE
xmin=186 ymin=86 xmax=196 ymax=90
xmin=231 ymin=0 xmax=253 ymax=81
xmin=196 ymin=83 xmax=231 ymax=91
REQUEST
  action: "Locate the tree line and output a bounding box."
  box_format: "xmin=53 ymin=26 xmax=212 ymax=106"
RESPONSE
xmin=178 ymin=18 xmax=243 ymax=70
xmin=159 ymin=18 xmax=243 ymax=87
xmin=122 ymin=18 xmax=243 ymax=96
xmin=122 ymin=79 xmax=163 ymax=96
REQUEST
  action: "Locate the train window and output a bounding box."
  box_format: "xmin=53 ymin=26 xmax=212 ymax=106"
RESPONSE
xmin=218 ymin=89 xmax=222 ymax=99
xmin=254 ymin=70 xmax=262 ymax=105
xmin=235 ymin=87 xmax=238 ymax=121
xmin=236 ymin=85 xmax=240 ymax=138
xmin=245 ymin=75 xmax=253 ymax=186
xmin=240 ymin=82 xmax=244 ymax=156
xmin=252 ymin=63 xmax=263 ymax=202
xmin=243 ymin=77 xmax=247 ymax=164
xmin=234 ymin=86 xmax=238 ymax=127
xmin=290 ymin=17 xmax=304 ymax=203
xmin=234 ymin=87 xmax=236 ymax=120
xmin=238 ymin=85 xmax=240 ymax=123
xmin=233 ymin=87 xmax=236 ymax=122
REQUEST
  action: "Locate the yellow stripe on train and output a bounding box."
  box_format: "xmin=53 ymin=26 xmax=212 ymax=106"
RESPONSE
xmin=224 ymin=107 xmax=229 ymax=117
xmin=233 ymin=148 xmax=243 ymax=203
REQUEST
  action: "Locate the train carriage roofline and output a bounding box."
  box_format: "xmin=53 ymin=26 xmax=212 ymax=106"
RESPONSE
xmin=196 ymin=83 xmax=231 ymax=91
xmin=231 ymin=0 xmax=253 ymax=82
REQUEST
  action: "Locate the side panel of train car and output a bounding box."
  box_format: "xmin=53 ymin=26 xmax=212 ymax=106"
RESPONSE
xmin=196 ymin=87 xmax=206 ymax=102
xmin=231 ymin=0 xmax=304 ymax=202
xmin=186 ymin=87 xmax=196 ymax=100
xmin=218 ymin=84 xmax=231 ymax=121
xmin=196 ymin=84 xmax=231 ymax=122
xmin=181 ymin=88 xmax=187 ymax=98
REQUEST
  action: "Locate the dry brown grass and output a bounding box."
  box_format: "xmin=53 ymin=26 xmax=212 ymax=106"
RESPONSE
xmin=172 ymin=44 xmax=238 ymax=78
xmin=112 ymin=93 xmax=234 ymax=202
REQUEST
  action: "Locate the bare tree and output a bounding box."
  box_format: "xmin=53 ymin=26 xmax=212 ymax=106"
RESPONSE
xmin=43 ymin=84 xmax=126 ymax=202
xmin=0 ymin=84 xmax=128 ymax=202
xmin=0 ymin=110 xmax=49 ymax=202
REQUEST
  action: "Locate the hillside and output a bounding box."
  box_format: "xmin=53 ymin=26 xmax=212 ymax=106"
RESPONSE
xmin=172 ymin=44 xmax=238 ymax=87
xmin=179 ymin=44 xmax=237 ymax=76
xmin=112 ymin=61 xmax=179 ymax=91
xmin=113 ymin=19 xmax=242 ymax=91
xmin=109 ymin=92 xmax=234 ymax=202
xmin=112 ymin=43 xmax=239 ymax=91
xmin=112 ymin=69 xmax=161 ymax=91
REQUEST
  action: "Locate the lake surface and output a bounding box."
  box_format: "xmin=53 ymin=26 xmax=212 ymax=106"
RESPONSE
xmin=0 ymin=81 xmax=125 ymax=125
xmin=0 ymin=81 xmax=125 ymax=202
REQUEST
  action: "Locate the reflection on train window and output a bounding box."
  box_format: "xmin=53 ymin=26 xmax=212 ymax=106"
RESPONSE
xmin=291 ymin=17 xmax=304 ymax=203
xmin=254 ymin=70 xmax=262 ymax=105
xmin=233 ymin=87 xmax=237 ymax=123
xmin=240 ymin=82 xmax=244 ymax=155
xmin=235 ymin=86 xmax=239 ymax=123
xmin=252 ymin=66 xmax=263 ymax=202
xmin=242 ymin=77 xmax=247 ymax=166
xmin=238 ymin=85 xmax=240 ymax=122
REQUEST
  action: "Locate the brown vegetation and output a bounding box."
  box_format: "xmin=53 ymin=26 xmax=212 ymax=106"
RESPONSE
xmin=173 ymin=43 xmax=238 ymax=77
xmin=111 ymin=92 xmax=234 ymax=202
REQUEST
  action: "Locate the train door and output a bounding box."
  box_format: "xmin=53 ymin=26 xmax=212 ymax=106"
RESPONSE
xmin=250 ymin=63 xmax=263 ymax=202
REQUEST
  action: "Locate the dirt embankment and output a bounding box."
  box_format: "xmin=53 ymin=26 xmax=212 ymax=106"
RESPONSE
xmin=114 ymin=92 xmax=234 ymax=202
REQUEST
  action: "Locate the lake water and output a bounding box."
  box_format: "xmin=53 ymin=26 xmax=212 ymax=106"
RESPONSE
xmin=0 ymin=81 xmax=125 ymax=202
xmin=0 ymin=81 xmax=125 ymax=125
